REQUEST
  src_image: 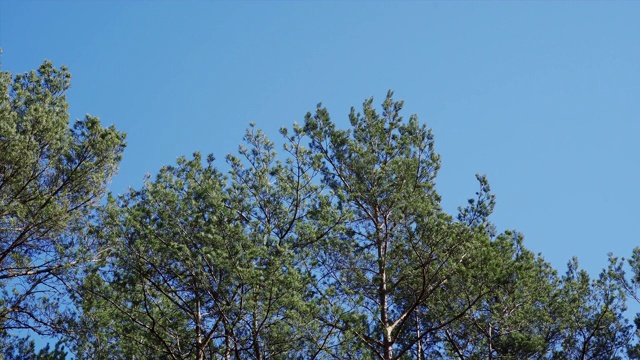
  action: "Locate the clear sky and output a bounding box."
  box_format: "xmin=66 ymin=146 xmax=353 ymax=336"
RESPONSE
xmin=1 ymin=1 xmax=639 ymax=279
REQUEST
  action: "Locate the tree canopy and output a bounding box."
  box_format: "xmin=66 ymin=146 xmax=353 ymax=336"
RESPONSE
xmin=0 ymin=59 xmax=125 ymax=355
xmin=1 ymin=60 xmax=639 ymax=359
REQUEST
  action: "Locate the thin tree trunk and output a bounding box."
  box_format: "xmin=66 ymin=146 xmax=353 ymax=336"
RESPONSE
xmin=225 ymin=330 xmax=231 ymax=360
xmin=488 ymin=325 xmax=493 ymax=360
xmin=253 ymin=313 xmax=263 ymax=360
xmin=416 ymin=311 xmax=423 ymax=359
xmin=196 ymin=299 xmax=205 ymax=360
xmin=378 ymin=233 xmax=393 ymax=360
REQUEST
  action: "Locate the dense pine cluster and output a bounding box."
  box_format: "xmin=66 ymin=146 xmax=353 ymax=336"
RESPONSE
xmin=2 ymin=61 xmax=640 ymax=359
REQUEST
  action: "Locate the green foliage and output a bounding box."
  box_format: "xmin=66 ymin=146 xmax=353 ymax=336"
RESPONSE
xmin=302 ymin=91 xmax=494 ymax=359
xmin=552 ymin=258 xmax=631 ymax=359
xmin=609 ymin=248 xmax=640 ymax=358
xmin=1 ymin=336 xmax=67 ymax=360
xmin=1 ymin=81 xmax=622 ymax=359
xmin=0 ymin=60 xmax=125 ymax=337
xmin=436 ymin=231 xmax=562 ymax=358
xmin=72 ymin=129 xmax=332 ymax=358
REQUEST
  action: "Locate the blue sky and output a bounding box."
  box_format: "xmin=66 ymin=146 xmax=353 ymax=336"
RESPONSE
xmin=1 ymin=1 xmax=639 ymax=280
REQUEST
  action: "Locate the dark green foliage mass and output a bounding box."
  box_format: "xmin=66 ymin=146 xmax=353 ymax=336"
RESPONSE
xmin=2 ymin=59 xmax=637 ymax=359
xmin=2 ymin=336 xmax=67 ymax=360
xmin=0 ymin=58 xmax=125 ymax=359
xmin=70 ymin=91 xmax=634 ymax=359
